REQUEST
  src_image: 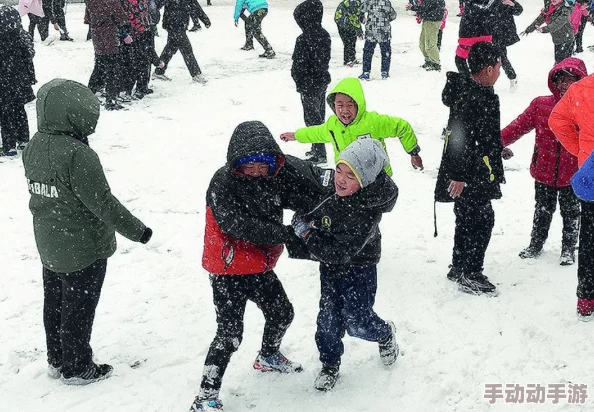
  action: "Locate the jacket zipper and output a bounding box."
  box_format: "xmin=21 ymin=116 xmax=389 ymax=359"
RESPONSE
xmin=329 ymin=130 xmax=340 ymax=154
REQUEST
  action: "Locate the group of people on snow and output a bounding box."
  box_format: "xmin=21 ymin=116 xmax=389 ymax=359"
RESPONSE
xmin=2 ymin=0 xmax=594 ymax=412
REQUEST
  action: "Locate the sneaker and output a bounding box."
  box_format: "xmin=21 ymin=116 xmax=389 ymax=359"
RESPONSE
xmin=421 ymin=61 xmax=429 ymax=68
xmin=381 ymin=71 xmax=389 ymax=80
xmin=259 ymin=50 xmax=276 ymax=59
xmin=378 ymin=321 xmax=399 ymax=366
xmin=510 ymin=78 xmax=518 ymax=93
xmin=577 ymin=298 xmax=594 ymax=318
xmin=240 ymin=44 xmax=254 ymax=51
xmin=559 ymin=249 xmax=576 ymax=266
xmin=132 ymin=90 xmax=145 ymax=100
xmin=425 ymin=62 xmax=441 ymax=71
xmin=189 ymin=397 xmax=223 ymax=411
xmin=105 ymin=101 xmax=125 ymax=111
xmin=314 ymin=364 xmax=340 ymax=391
xmin=138 ymin=88 xmax=154 ymax=95
xmin=358 ymin=72 xmax=370 ymax=81
xmin=346 ymin=59 xmax=360 ymax=67
xmin=193 ymin=74 xmax=208 ymax=84
xmin=1 ymin=149 xmax=18 ymax=157
xmin=47 ymin=364 xmax=61 ymax=379
xmin=152 ymin=72 xmax=172 ymax=81
xmin=119 ymin=92 xmax=133 ymax=103
xmin=453 ymin=272 xmax=498 ymax=297
xmin=519 ymin=245 xmax=542 ymax=259
xmin=306 ymin=154 xmax=327 ymax=165
xmin=446 ymin=265 xmax=463 ymax=281
xmin=575 ymin=47 xmax=584 ymax=54
xmin=59 ymin=33 xmax=74 ymax=41
xmin=61 ymin=363 xmax=113 ymax=386
xmin=253 ymin=350 xmax=303 ymax=373
xmin=189 ymin=24 xmax=202 ymax=32
xmin=16 ymin=141 xmax=28 ymax=151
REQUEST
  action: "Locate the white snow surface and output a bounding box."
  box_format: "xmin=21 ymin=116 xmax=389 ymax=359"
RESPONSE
xmin=2 ymin=0 xmax=594 ymax=411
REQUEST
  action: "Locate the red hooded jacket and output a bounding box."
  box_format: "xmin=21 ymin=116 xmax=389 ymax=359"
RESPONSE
xmin=501 ymin=58 xmax=588 ymax=187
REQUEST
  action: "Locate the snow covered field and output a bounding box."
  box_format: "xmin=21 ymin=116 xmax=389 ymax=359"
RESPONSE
xmin=1 ymin=0 xmax=594 ymax=411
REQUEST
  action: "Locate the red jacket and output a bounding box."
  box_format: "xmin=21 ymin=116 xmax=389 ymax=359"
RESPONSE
xmin=501 ymin=58 xmax=587 ymax=187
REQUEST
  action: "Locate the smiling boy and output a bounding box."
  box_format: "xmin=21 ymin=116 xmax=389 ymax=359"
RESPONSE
xmin=280 ymin=77 xmax=423 ymax=175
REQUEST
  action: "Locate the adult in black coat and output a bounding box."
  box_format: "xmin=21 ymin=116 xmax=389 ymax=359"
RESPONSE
xmin=291 ymin=0 xmax=331 ymax=165
xmin=491 ymin=0 xmax=522 ymax=89
xmin=0 ymin=6 xmax=35 ymax=156
xmin=436 ymin=42 xmax=505 ymax=297
xmin=154 ymin=0 xmax=210 ymax=81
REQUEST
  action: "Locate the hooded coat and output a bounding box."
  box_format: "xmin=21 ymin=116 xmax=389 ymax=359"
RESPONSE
xmin=202 ymin=121 xmax=330 ymax=275
xmin=491 ymin=0 xmax=522 ymax=47
xmin=294 ymin=77 xmax=419 ymax=176
xmin=0 ymin=6 xmax=35 ymax=106
xmin=501 ymin=58 xmax=587 ymax=187
xmin=435 ymin=72 xmax=505 ymax=202
xmin=22 ymin=79 xmax=148 ymax=273
xmin=291 ymin=0 xmax=331 ymax=95
xmin=287 ymin=169 xmax=398 ymax=267
xmin=334 ymin=0 xmax=364 ymax=36
xmin=549 ymin=73 xmax=594 ymax=168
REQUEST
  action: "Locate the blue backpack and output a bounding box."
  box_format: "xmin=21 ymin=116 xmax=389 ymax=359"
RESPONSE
xmin=571 ymin=151 xmax=594 ymax=202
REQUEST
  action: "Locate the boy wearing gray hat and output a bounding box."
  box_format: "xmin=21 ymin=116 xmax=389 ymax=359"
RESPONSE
xmin=287 ymin=137 xmax=399 ymax=392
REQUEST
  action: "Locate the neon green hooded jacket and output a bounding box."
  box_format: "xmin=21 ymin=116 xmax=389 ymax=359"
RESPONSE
xmin=294 ymin=77 xmax=419 ymax=176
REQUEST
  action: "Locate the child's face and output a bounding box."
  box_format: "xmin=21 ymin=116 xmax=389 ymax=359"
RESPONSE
xmin=550 ymin=0 xmax=562 ymax=5
xmin=334 ymin=93 xmax=358 ymax=125
xmin=555 ymin=73 xmax=579 ymax=97
xmin=239 ymin=162 xmax=270 ymax=177
xmin=334 ymin=163 xmax=361 ymax=197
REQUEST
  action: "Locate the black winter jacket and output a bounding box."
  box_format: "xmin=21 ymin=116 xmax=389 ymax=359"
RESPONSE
xmin=491 ymin=0 xmax=522 ymax=47
xmin=157 ymin=0 xmax=209 ymax=31
xmin=459 ymin=0 xmax=496 ymax=39
xmin=435 ymin=72 xmax=505 ymax=203
xmin=0 ymin=20 xmax=35 ymax=106
xmin=410 ymin=0 xmax=445 ymax=22
xmin=287 ymin=170 xmax=398 ymax=267
xmin=291 ymin=0 xmax=331 ymax=94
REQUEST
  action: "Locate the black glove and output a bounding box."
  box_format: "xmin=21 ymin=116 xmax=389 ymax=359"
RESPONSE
xmin=140 ymin=227 xmax=153 ymax=244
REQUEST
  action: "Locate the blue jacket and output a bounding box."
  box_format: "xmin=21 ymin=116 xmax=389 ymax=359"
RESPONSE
xmin=234 ymin=0 xmax=268 ymax=21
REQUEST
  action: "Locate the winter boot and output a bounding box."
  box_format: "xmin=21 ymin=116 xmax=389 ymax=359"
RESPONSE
xmin=381 ymin=71 xmax=389 ymax=79
xmin=1 ymin=149 xmax=18 ymax=157
xmin=378 ymin=321 xmax=399 ymax=365
xmin=577 ymin=298 xmax=594 ymax=319
xmin=421 ymin=61 xmax=430 ymax=68
xmin=358 ymin=72 xmax=370 ymax=81
xmin=240 ymin=44 xmax=254 ymax=51
xmin=253 ymin=350 xmax=303 ymax=373
xmin=452 ymin=272 xmax=498 ymax=297
xmin=189 ymin=24 xmax=202 ymax=32
xmin=60 ymin=32 xmax=74 ymax=41
xmin=314 ymin=364 xmax=340 ymax=391
xmin=519 ymin=244 xmax=542 ymax=259
xmin=259 ymin=49 xmax=276 ymax=59
xmin=560 ymin=248 xmax=576 ymax=266
xmin=193 ymin=74 xmax=208 ymax=84
xmin=189 ymin=397 xmax=223 ymax=411
xmin=61 ymin=363 xmax=113 ymax=385
xmin=425 ymin=62 xmax=441 ymax=71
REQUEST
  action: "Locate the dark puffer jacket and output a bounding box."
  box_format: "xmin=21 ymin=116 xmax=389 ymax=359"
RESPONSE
xmin=291 ymin=0 xmax=331 ymax=94
xmin=157 ymin=0 xmax=210 ymax=31
xmin=0 ymin=6 xmax=35 ymax=106
xmin=435 ymin=72 xmax=505 ymax=203
xmin=87 ymin=0 xmax=130 ymax=55
xmin=287 ymin=170 xmax=398 ymax=267
xmin=491 ymin=0 xmax=522 ymax=47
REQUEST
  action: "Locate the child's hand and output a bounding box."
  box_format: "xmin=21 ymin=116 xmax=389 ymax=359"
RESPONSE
xmin=405 ymin=3 xmax=412 ymax=10
xmin=501 ymin=147 xmax=514 ymax=160
xmin=535 ymin=25 xmax=543 ymax=33
xmin=234 ymin=20 xmax=239 ymax=27
xmin=448 ymin=181 xmax=465 ymax=199
xmin=280 ymin=132 xmax=296 ymax=142
xmin=411 ymin=155 xmax=424 ymax=170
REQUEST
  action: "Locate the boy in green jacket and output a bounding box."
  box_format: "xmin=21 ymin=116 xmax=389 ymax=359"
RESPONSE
xmin=23 ymin=79 xmax=152 ymax=386
xmin=280 ymin=77 xmax=424 ymax=174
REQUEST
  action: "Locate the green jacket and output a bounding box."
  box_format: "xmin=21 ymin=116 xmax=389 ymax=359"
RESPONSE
xmin=294 ymin=77 xmax=419 ymax=176
xmin=23 ymin=79 xmax=147 ymax=273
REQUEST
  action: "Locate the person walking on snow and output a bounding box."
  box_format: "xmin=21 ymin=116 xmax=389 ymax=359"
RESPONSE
xmin=406 ymin=0 xmax=446 ymax=71
xmin=491 ymin=0 xmax=523 ymax=92
xmin=359 ymin=0 xmax=397 ymax=80
xmin=334 ymin=0 xmax=365 ymax=66
xmin=0 ymin=6 xmax=35 ymax=158
xmin=435 ymin=42 xmax=505 ymax=297
xmin=22 ymin=79 xmax=153 ymax=385
xmin=286 ymin=138 xmax=400 ymax=392
xmin=44 ymin=0 xmax=72 ymax=40
xmin=291 ymin=0 xmax=331 ymax=166
xmin=235 ymin=0 xmax=275 ymax=58
xmin=153 ymin=0 xmax=211 ymax=84
xmin=549 ymin=68 xmax=594 ymax=318
xmin=501 ymin=57 xmax=586 ymax=265
xmin=280 ymin=77 xmax=424 ymax=175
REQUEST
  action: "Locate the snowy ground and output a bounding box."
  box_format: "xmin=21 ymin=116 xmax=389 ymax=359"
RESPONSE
xmin=2 ymin=0 xmax=594 ymax=411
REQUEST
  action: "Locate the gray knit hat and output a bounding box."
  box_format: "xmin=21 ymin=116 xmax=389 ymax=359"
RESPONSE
xmin=337 ymin=138 xmax=388 ymax=188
